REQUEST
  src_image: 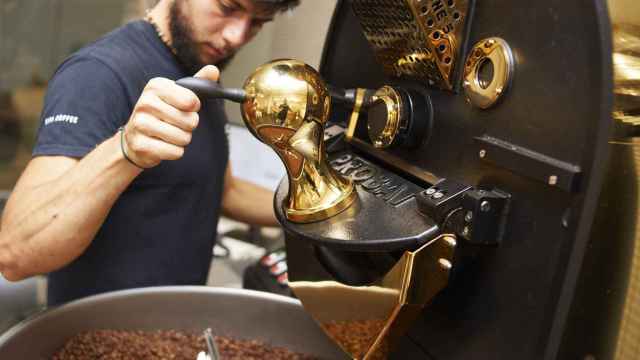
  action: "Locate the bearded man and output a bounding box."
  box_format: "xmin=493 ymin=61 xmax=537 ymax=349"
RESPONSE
xmin=0 ymin=0 xmax=299 ymax=306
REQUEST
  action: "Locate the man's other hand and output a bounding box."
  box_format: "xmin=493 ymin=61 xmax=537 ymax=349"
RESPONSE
xmin=122 ymin=65 xmax=220 ymax=168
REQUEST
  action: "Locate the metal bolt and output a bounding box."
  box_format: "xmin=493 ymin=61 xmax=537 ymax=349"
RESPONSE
xmin=433 ymin=192 xmax=444 ymax=199
xmin=438 ymin=258 xmax=452 ymax=270
xmin=562 ymin=208 xmax=571 ymax=229
xmin=462 ymin=226 xmax=470 ymax=237
xmin=443 ymin=236 xmax=457 ymax=247
xmin=426 ymin=188 xmax=437 ymax=195
xmin=480 ymin=201 xmax=491 ymax=212
xmin=464 ymin=211 xmax=473 ymax=223
xmin=479 ymin=149 xmax=486 ymax=158
xmin=549 ymin=175 xmax=558 ymax=186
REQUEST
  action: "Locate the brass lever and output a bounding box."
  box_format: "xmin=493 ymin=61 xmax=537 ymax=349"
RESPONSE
xmin=346 ymin=88 xmax=367 ymax=142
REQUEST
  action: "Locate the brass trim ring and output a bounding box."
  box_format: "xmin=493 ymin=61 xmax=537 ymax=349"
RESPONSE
xmin=463 ymin=37 xmax=515 ymax=109
xmin=368 ymin=86 xmax=403 ymax=148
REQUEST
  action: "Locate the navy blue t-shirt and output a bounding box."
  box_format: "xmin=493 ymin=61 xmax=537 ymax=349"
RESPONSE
xmin=34 ymin=21 xmax=229 ymax=306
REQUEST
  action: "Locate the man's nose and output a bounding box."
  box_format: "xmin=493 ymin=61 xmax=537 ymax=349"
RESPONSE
xmin=222 ymin=16 xmax=252 ymax=48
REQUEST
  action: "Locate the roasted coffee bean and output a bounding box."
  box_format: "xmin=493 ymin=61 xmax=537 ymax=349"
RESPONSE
xmin=322 ymin=319 xmax=388 ymax=359
xmin=52 ymin=329 xmax=318 ymax=360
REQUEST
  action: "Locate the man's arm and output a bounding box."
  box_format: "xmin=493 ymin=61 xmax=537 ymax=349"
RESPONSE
xmin=0 ymin=141 xmax=140 ymax=281
xmin=221 ymin=165 xmax=279 ymax=227
xmin=0 ymin=65 xmax=220 ymax=281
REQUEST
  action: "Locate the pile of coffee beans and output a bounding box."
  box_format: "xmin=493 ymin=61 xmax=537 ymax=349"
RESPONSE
xmin=51 ymin=329 xmax=318 ymax=359
xmin=322 ymin=319 xmax=388 ymax=359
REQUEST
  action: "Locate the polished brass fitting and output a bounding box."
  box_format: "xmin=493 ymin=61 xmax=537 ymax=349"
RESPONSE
xmin=463 ymin=37 xmax=515 ymax=109
xmin=240 ymin=59 xmax=357 ymax=223
xmin=367 ymin=86 xmax=404 ymax=148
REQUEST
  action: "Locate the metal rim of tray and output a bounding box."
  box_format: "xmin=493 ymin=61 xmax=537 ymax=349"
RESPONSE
xmin=0 ymin=286 xmax=347 ymax=359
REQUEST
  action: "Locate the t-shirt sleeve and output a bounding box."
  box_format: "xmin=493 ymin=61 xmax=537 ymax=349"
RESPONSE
xmin=33 ymin=56 xmax=132 ymax=159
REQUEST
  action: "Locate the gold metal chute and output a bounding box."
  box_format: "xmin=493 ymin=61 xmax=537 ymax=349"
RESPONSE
xmin=289 ymin=235 xmax=457 ymax=359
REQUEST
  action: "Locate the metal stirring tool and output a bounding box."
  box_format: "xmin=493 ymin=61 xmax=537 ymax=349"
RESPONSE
xmin=196 ymin=328 xmax=220 ymax=360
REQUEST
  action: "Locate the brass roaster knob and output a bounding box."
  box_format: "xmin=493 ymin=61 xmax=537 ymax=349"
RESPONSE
xmin=240 ymin=59 xmax=357 ymax=223
xmin=176 ymin=59 xmax=359 ymax=223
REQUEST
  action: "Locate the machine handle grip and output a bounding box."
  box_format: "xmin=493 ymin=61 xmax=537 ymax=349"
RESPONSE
xmin=176 ymin=77 xmax=247 ymax=103
xmin=328 ymin=85 xmax=355 ymax=105
xmin=328 ymin=85 xmax=376 ymax=108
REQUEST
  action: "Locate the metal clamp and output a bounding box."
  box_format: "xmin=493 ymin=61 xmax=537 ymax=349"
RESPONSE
xmin=416 ymin=179 xmax=511 ymax=245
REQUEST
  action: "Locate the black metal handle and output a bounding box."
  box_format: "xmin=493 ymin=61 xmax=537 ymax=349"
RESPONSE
xmin=328 ymin=85 xmax=356 ymax=105
xmin=328 ymin=85 xmax=376 ymax=108
xmin=176 ymin=77 xmax=247 ymax=103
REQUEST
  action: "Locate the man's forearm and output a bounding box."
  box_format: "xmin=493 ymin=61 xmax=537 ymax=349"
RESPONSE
xmin=222 ymin=178 xmax=278 ymax=227
xmin=0 ymin=134 xmax=141 ymax=281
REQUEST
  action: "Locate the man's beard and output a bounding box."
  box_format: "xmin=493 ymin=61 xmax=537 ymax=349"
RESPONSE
xmin=168 ymin=1 xmax=235 ymax=75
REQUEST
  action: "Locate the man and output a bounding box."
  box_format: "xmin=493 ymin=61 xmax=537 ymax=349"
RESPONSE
xmin=0 ymin=0 xmax=299 ymax=305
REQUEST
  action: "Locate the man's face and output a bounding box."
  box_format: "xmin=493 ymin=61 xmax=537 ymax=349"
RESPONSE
xmin=169 ymin=0 xmax=276 ymax=73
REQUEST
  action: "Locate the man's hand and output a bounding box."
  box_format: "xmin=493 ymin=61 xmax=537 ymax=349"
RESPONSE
xmin=122 ymin=65 xmax=220 ymax=168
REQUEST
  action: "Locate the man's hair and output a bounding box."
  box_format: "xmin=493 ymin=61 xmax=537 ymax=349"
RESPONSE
xmin=256 ymin=0 xmax=301 ymax=13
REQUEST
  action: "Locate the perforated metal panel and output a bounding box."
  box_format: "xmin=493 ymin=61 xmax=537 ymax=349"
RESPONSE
xmin=351 ymin=0 xmax=471 ymax=90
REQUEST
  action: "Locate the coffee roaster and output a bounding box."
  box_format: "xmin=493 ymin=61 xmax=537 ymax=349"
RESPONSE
xmin=177 ymin=0 xmax=639 ymax=358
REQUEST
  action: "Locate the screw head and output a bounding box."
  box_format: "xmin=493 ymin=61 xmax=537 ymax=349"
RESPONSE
xmin=438 ymin=258 xmax=453 ymax=270
xmin=465 ymin=211 xmax=473 ymax=222
xmin=479 ymin=149 xmax=487 ymax=158
xmin=433 ymin=192 xmax=444 ymax=199
xmin=480 ymin=201 xmax=491 ymax=212
xmin=426 ymin=188 xmax=437 ymax=195
xmin=562 ymin=208 xmax=571 ymax=229
xmin=443 ymin=236 xmax=457 ymax=247
xmin=462 ymin=226 xmax=470 ymax=237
